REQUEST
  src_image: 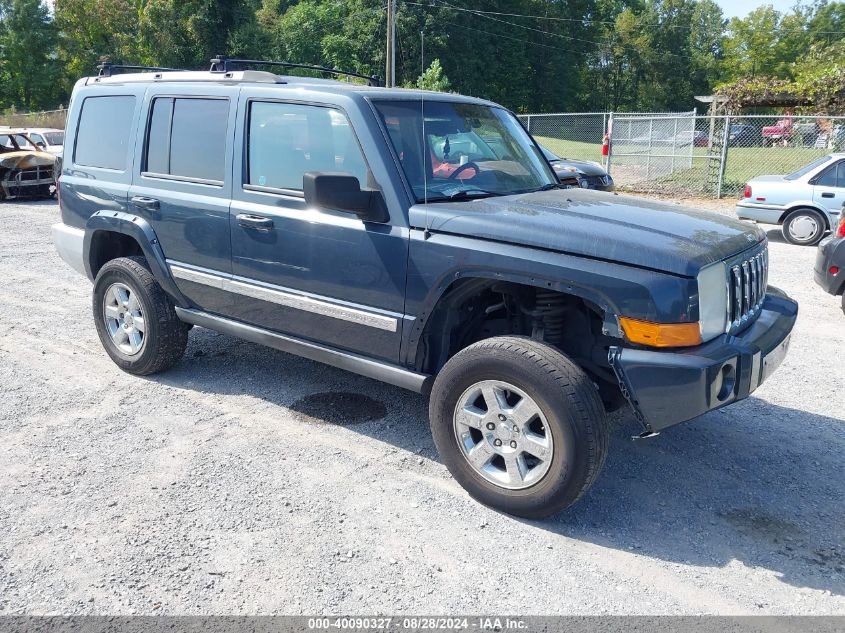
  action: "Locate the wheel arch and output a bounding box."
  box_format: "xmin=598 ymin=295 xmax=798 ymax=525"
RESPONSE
xmin=405 ymin=270 xmax=620 ymax=377
xmin=84 ymin=210 xmax=189 ymax=307
xmin=779 ymin=204 xmax=831 ymax=230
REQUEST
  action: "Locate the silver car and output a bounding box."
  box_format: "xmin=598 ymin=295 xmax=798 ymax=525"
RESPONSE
xmin=736 ymin=153 xmax=845 ymax=245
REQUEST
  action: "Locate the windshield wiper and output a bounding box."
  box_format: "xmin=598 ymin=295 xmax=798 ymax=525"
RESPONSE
xmin=445 ymin=188 xmax=505 ymax=200
xmin=528 ymin=183 xmax=564 ymax=193
xmin=423 ymin=189 xmax=503 ymax=202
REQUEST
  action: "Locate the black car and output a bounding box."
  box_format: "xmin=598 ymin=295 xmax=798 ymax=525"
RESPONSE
xmin=540 ymin=146 xmax=614 ymax=191
xmin=728 ymin=123 xmax=758 ymax=147
xmin=814 ymin=211 xmax=845 ymax=314
xmin=52 ymin=61 xmax=796 ymax=518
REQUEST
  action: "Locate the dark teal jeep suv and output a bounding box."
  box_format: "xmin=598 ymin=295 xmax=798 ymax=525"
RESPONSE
xmin=52 ymin=61 xmax=797 ymax=517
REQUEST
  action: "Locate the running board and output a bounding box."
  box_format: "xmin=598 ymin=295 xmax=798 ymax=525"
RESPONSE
xmin=175 ymin=307 xmax=430 ymax=394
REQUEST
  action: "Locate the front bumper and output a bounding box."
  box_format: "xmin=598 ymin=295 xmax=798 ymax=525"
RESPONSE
xmin=610 ymin=288 xmax=797 ymax=433
xmin=814 ymin=236 xmax=845 ymax=296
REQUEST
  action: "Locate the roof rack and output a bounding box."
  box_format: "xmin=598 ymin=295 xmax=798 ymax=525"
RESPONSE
xmin=97 ymin=62 xmax=188 ymax=77
xmin=209 ymin=56 xmax=381 ymax=87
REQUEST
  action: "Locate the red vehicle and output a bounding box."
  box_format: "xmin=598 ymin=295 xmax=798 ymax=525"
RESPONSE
xmin=762 ymin=117 xmax=793 ymax=145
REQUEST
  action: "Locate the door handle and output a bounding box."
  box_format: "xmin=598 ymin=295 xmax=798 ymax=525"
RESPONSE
xmin=237 ymin=214 xmax=274 ymax=231
xmin=821 ymin=192 xmax=835 ymax=198
xmin=131 ymin=196 xmax=161 ymax=210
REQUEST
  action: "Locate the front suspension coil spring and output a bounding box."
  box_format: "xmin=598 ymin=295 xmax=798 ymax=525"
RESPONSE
xmin=534 ymin=290 xmax=567 ymax=345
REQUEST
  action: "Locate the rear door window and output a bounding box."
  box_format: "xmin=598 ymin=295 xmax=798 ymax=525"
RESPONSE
xmin=75 ymin=95 xmax=136 ymax=170
xmin=814 ymin=162 xmax=845 ymax=187
xmin=246 ymin=101 xmax=369 ymax=192
xmin=144 ymin=97 xmax=229 ymax=183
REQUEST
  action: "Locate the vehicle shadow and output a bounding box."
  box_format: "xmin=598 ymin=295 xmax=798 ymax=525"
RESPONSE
xmin=153 ymin=326 xmax=845 ymax=597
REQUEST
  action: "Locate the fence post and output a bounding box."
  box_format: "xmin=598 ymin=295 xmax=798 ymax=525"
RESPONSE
xmin=647 ymin=118 xmax=654 ymax=180
xmin=671 ymin=117 xmax=678 ymax=173
xmin=717 ymin=115 xmax=731 ymax=199
xmin=526 ymin=115 xmax=531 ymax=132
xmin=605 ymin=112 xmax=614 ymax=175
xmin=602 ymin=112 xmax=607 ymax=149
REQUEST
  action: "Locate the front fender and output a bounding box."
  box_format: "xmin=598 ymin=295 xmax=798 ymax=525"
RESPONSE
xmin=401 ymin=229 xmax=698 ymax=368
xmin=84 ymin=210 xmax=189 ymax=307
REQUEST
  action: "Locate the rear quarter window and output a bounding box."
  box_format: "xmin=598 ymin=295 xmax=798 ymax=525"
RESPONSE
xmin=74 ymin=95 xmax=136 ymax=170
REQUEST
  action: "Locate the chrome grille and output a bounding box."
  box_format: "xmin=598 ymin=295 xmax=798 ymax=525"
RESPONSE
xmin=727 ymin=248 xmax=768 ymax=333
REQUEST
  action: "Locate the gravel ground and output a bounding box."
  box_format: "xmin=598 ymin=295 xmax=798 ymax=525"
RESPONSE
xmin=0 ymin=199 xmax=843 ymax=616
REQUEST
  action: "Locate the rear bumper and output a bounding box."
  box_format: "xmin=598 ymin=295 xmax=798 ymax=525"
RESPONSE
xmin=51 ymin=222 xmax=87 ymax=277
xmin=814 ymin=236 xmax=845 ymax=295
xmin=735 ymin=202 xmax=783 ymax=224
xmin=610 ymin=288 xmax=797 ymax=432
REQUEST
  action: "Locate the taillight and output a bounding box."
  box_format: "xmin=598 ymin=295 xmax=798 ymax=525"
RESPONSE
xmin=743 ymin=184 xmax=752 ymax=198
xmin=837 ymin=214 xmax=845 ymax=238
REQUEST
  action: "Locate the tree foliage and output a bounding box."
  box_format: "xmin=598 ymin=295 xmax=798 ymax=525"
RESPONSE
xmin=3 ymin=0 xmax=845 ymax=114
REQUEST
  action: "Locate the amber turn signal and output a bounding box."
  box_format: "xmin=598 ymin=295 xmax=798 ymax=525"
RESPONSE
xmin=619 ymin=317 xmax=702 ymax=348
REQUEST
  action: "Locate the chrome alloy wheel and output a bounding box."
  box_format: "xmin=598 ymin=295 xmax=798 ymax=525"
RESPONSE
xmin=788 ymin=214 xmax=820 ymax=242
xmin=103 ymin=282 xmax=146 ymax=356
xmin=453 ymin=380 xmax=554 ymax=490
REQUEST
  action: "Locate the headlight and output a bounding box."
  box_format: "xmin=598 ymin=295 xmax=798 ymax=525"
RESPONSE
xmin=697 ymin=261 xmax=728 ymax=341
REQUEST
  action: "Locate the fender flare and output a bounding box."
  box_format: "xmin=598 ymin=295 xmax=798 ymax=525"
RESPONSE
xmin=402 ymin=268 xmax=627 ymax=368
xmin=83 ymin=210 xmax=190 ymax=307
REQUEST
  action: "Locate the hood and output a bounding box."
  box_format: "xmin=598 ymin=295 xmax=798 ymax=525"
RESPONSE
xmin=551 ymin=158 xmax=607 ymax=177
xmin=410 ymin=189 xmax=765 ymax=277
xmin=0 ymin=150 xmax=56 ymax=170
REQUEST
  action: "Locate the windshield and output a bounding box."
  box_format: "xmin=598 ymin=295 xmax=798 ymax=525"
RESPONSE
xmin=785 ymin=155 xmax=831 ymax=180
xmin=43 ymin=132 xmax=64 ymax=145
xmin=540 ymin=145 xmax=560 ymax=162
xmin=373 ymin=100 xmax=556 ymax=201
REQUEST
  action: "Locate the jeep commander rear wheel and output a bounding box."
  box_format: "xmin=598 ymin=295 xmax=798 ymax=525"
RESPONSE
xmin=429 ymin=336 xmax=609 ymax=518
xmin=93 ymin=256 xmax=189 ymax=375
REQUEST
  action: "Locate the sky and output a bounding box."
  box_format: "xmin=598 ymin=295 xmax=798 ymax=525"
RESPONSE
xmin=715 ymin=0 xmax=807 ymax=19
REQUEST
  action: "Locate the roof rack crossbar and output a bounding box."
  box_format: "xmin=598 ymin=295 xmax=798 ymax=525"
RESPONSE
xmin=209 ymin=56 xmax=381 ymax=87
xmin=97 ymin=62 xmax=188 ymax=77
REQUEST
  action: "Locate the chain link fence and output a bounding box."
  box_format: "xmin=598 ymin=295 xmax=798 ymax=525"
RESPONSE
xmin=0 ymin=108 xmax=67 ymax=130
xmin=522 ymin=110 xmax=845 ymax=199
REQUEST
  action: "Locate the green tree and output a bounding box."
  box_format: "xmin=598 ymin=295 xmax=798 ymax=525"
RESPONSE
xmin=0 ymin=0 xmax=59 ymax=110
xmin=721 ymin=6 xmax=810 ymax=81
xmin=409 ymin=58 xmax=450 ymax=91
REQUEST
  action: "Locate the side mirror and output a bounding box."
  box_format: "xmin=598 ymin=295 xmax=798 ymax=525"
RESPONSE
xmin=303 ymin=172 xmax=388 ymax=223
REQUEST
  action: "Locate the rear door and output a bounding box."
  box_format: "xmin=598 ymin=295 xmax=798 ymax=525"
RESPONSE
xmin=129 ymin=87 xmax=238 ymax=315
xmin=812 ymin=160 xmax=845 ymax=217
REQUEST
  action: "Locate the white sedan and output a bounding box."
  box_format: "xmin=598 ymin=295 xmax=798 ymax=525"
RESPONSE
xmin=736 ymin=153 xmax=845 ymax=245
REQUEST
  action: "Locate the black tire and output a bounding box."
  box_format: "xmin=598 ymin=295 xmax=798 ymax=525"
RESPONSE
xmin=92 ymin=256 xmax=189 ymax=375
xmin=429 ymin=336 xmax=609 ymax=518
xmin=781 ymin=208 xmax=827 ymax=246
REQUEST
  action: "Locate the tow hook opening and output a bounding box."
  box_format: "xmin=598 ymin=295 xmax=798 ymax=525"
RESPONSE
xmin=715 ymin=362 xmax=737 ymax=402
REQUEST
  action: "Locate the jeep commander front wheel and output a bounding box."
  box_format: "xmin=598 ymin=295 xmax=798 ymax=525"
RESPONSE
xmin=429 ymin=336 xmax=609 ymax=518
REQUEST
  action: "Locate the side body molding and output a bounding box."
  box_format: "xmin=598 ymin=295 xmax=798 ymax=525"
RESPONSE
xmin=84 ymin=210 xmax=190 ymax=307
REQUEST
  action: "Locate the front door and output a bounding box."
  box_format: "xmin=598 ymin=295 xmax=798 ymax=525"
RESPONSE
xmin=227 ymin=95 xmax=408 ymax=363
